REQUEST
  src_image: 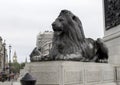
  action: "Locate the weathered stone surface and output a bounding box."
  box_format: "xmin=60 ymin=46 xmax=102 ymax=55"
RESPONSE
xmin=104 ymin=35 xmax=120 ymax=65
xmin=23 ymin=61 xmax=116 ymax=85
xmin=115 ymin=66 xmax=120 ymax=85
xmin=103 ymin=0 xmax=120 ymax=65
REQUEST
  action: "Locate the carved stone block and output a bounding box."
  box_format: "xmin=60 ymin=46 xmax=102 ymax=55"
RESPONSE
xmin=23 ymin=61 xmax=116 ymax=85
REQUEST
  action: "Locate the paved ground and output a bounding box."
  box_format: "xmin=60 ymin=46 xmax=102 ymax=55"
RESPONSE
xmin=0 ymin=82 xmax=20 ymax=85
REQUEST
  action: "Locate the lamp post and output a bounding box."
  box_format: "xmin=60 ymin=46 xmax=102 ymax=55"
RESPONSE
xmin=3 ymin=41 xmax=6 ymax=72
xmin=9 ymin=45 xmax=11 ymax=81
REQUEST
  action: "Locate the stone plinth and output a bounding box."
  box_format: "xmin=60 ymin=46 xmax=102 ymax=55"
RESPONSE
xmin=103 ymin=26 xmax=120 ymax=65
xmin=23 ymin=61 xmax=116 ymax=85
xmin=103 ymin=0 xmax=120 ymax=65
xmin=115 ymin=66 xmax=120 ymax=85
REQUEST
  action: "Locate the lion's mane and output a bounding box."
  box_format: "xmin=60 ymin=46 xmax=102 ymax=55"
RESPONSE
xmin=49 ymin=10 xmax=86 ymax=60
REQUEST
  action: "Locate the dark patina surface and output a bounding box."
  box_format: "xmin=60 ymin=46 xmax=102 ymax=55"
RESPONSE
xmin=30 ymin=10 xmax=109 ymax=63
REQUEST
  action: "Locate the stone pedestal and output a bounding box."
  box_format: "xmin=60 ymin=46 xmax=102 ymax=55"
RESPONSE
xmin=115 ymin=66 xmax=120 ymax=85
xmin=102 ymin=1 xmax=120 ymax=85
xmin=103 ymin=25 xmax=120 ymax=65
xmin=23 ymin=61 xmax=116 ymax=85
xmin=103 ymin=0 xmax=120 ymax=65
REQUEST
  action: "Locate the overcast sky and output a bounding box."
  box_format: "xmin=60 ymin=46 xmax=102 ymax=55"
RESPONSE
xmin=0 ymin=0 xmax=104 ymax=63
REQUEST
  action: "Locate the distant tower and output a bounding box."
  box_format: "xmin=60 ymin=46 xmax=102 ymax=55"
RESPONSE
xmin=13 ymin=51 xmax=17 ymax=63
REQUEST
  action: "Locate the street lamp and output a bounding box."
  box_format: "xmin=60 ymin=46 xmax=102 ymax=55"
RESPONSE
xmin=9 ymin=45 xmax=12 ymax=81
xmin=3 ymin=41 xmax=6 ymax=72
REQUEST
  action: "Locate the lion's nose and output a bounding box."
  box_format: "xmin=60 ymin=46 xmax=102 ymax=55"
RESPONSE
xmin=52 ymin=22 xmax=56 ymax=27
xmin=52 ymin=22 xmax=56 ymax=31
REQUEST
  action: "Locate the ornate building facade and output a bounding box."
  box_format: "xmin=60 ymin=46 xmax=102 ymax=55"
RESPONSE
xmin=36 ymin=31 xmax=53 ymax=57
xmin=30 ymin=31 xmax=53 ymax=61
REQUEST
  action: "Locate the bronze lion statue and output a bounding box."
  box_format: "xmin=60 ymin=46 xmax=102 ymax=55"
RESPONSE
xmin=49 ymin=10 xmax=108 ymax=62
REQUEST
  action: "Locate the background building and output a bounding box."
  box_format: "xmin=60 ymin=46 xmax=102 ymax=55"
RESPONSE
xmin=0 ymin=36 xmax=8 ymax=72
xmin=36 ymin=31 xmax=53 ymax=57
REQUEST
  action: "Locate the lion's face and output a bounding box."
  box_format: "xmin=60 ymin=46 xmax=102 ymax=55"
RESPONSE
xmin=52 ymin=16 xmax=64 ymax=35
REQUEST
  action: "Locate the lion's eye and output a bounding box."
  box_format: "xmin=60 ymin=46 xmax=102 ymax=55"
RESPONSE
xmin=72 ymin=16 xmax=76 ymax=20
xmin=59 ymin=18 xmax=64 ymax=22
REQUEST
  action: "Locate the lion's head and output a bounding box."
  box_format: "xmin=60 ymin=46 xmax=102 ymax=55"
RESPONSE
xmin=50 ymin=10 xmax=86 ymax=60
xmin=52 ymin=10 xmax=85 ymax=39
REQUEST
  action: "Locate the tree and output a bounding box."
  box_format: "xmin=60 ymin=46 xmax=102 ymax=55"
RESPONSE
xmin=10 ymin=62 xmax=20 ymax=73
xmin=10 ymin=62 xmax=26 ymax=73
xmin=20 ymin=62 xmax=25 ymax=69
